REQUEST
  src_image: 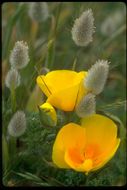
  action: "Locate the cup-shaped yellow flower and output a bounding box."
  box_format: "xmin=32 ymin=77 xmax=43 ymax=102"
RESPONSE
xmin=36 ymin=70 xmax=87 ymax=111
xmin=52 ymin=114 xmax=120 ymax=174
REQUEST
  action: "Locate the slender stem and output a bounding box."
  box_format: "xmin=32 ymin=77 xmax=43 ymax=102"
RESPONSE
xmin=72 ymin=57 xmax=77 ymax=71
xmin=53 ymin=2 xmax=63 ymax=39
xmin=30 ymin=21 xmax=39 ymax=44
xmin=10 ymin=86 xmax=16 ymax=113
xmin=71 ymin=47 xmax=83 ymax=70
xmin=46 ymin=40 xmax=55 ymax=70
xmin=45 ymin=3 xmax=63 ymax=70
xmin=84 ymin=172 xmax=97 ymax=186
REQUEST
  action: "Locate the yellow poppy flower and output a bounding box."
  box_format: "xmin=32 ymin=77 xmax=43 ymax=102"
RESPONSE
xmin=52 ymin=114 xmax=120 ymax=174
xmin=36 ymin=70 xmax=88 ymax=111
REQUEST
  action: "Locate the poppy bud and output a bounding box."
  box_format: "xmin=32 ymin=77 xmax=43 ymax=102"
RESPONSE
xmin=38 ymin=102 xmax=57 ymax=127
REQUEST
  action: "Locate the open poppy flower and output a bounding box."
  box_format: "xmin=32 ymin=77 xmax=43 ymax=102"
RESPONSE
xmin=52 ymin=114 xmax=120 ymax=174
xmin=36 ymin=70 xmax=88 ymax=111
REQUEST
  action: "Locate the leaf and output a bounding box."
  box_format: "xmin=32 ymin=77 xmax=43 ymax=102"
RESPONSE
xmin=15 ymin=172 xmax=43 ymax=182
xmin=34 ymin=182 xmax=51 ymax=186
xmin=45 ymin=39 xmax=55 ymax=69
xmin=42 ymin=157 xmax=57 ymax=168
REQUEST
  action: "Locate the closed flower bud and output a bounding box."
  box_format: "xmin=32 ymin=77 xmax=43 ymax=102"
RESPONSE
xmin=10 ymin=41 xmax=29 ymax=69
xmin=76 ymin=93 xmax=96 ymax=118
xmin=84 ymin=60 xmax=109 ymax=95
xmin=5 ymin=69 xmax=20 ymax=90
xmin=71 ymin=9 xmax=95 ymax=46
xmin=28 ymin=2 xmax=49 ymax=23
xmin=38 ymin=102 xmax=57 ymax=127
xmin=8 ymin=111 xmax=26 ymax=137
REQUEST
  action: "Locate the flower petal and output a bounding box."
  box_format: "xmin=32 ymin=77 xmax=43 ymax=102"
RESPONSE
xmin=37 ymin=70 xmax=87 ymax=100
xmin=91 ymin=138 xmax=120 ymax=171
xmin=47 ymin=82 xmax=87 ymax=111
xmin=36 ymin=75 xmax=51 ymax=97
xmin=81 ymin=114 xmax=118 ymax=151
xmin=52 ymin=123 xmax=86 ymax=168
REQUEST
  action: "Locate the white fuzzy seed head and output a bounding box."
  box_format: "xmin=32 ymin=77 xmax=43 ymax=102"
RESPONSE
xmin=75 ymin=93 xmax=96 ymax=118
xmin=5 ymin=69 xmax=21 ymax=90
xmin=71 ymin=9 xmax=95 ymax=46
xmin=28 ymin=2 xmax=49 ymax=22
xmin=84 ymin=60 xmax=109 ymax=95
xmin=8 ymin=111 xmax=26 ymax=137
xmin=10 ymin=41 xmax=30 ymax=69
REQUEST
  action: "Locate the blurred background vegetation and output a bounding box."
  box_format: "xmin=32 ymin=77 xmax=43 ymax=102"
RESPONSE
xmin=2 ymin=2 xmax=126 ymax=187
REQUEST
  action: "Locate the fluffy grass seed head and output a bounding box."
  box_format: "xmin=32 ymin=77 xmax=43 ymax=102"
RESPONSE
xmin=28 ymin=2 xmax=49 ymax=22
xmin=5 ymin=69 xmax=20 ymax=90
xmin=8 ymin=111 xmax=26 ymax=137
xmin=76 ymin=93 xmax=96 ymax=118
xmin=10 ymin=41 xmax=30 ymax=69
xmin=71 ymin=9 xmax=95 ymax=46
xmin=84 ymin=60 xmax=109 ymax=95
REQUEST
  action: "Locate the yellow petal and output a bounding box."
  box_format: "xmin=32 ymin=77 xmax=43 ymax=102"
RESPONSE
xmin=92 ymin=138 xmax=120 ymax=171
xmin=37 ymin=70 xmax=88 ymax=111
xmin=81 ymin=159 xmax=93 ymax=172
xmin=75 ymin=72 xmax=88 ymax=107
xmin=44 ymin=70 xmax=86 ymax=93
xmin=81 ymin=114 xmax=118 ymax=152
xmin=47 ymin=82 xmax=86 ymax=111
xmin=36 ymin=75 xmax=51 ymax=97
xmin=52 ymin=123 xmax=86 ymax=168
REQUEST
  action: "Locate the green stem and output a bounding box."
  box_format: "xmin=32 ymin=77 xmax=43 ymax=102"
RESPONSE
xmin=45 ymin=40 xmax=55 ymax=70
xmin=84 ymin=172 xmax=97 ymax=185
xmin=10 ymin=86 xmax=16 ymax=113
xmin=45 ymin=3 xmax=63 ymax=70
xmin=54 ymin=2 xmax=63 ymax=39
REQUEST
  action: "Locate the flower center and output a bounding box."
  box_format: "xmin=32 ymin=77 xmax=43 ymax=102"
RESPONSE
xmin=84 ymin=144 xmax=101 ymax=159
xmin=66 ymin=144 xmax=102 ymax=172
xmin=82 ymin=159 xmax=93 ymax=173
xmin=68 ymin=147 xmax=84 ymax=165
